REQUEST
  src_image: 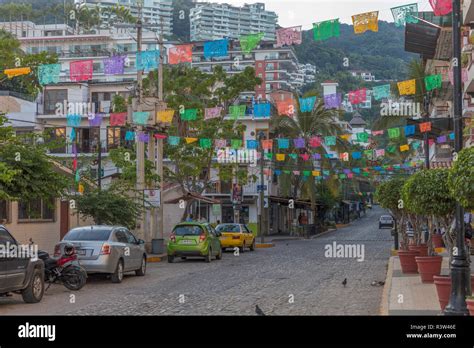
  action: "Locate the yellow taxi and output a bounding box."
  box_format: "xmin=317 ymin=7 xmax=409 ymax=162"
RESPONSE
xmin=215 ymin=223 xmax=255 ymax=252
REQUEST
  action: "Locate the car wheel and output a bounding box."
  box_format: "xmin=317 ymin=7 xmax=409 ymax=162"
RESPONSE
xmin=205 ymin=248 xmax=212 ymax=263
xmin=135 ymin=256 xmax=146 ymax=276
xmin=181 ymin=256 xmax=187 ymax=260
xmin=250 ymin=239 xmax=256 ymax=251
xmin=21 ymin=268 xmax=44 ymax=303
xmin=168 ymin=255 xmax=174 ymax=263
xmin=240 ymin=241 xmax=245 ymax=253
xmin=216 ymin=247 xmax=222 ymax=260
xmin=111 ymin=259 xmax=124 ymax=283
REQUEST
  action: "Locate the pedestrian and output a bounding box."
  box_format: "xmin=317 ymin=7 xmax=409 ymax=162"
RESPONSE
xmin=186 ymin=214 xmax=194 ymax=222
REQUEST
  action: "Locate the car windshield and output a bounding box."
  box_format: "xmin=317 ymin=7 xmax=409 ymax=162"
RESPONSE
xmin=174 ymin=225 xmax=204 ymax=236
xmin=63 ymin=228 xmax=112 ymax=241
xmin=216 ymin=224 xmax=240 ymax=232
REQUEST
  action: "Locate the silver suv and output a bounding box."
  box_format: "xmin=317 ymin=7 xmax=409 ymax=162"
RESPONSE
xmin=56 ymin=226 xmax=147 ymax=283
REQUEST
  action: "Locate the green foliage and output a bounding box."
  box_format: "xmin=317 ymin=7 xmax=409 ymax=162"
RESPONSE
xmin=0 ymin=114 xmax=69 ymax=201
xmin=401 ymin=169 xmax=455 ymax=217
xmin=73 ymin=189 xmax=143 ymax=229
xmin=112 ymin=94 xmax=127 ymax=113
xmin=375 ymin=177 xmax=406 ymax=215
xmin=448 ymin=147 xmax=474 ymax=210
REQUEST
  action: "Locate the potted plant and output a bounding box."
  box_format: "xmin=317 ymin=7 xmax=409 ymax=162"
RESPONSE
xmin=434 ymin=275 xmax=474 ymax=311
xmin=402 ymin=170 xmax=455 ymax=282
xmin=467 ymin=296 xmax=474 ymax=316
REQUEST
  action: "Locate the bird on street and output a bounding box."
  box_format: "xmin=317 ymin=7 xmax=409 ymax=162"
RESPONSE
xmin=255 ymin=304 xmax=265 ymax=316
xmin=342 ymin=278 xmax=347 ymax=287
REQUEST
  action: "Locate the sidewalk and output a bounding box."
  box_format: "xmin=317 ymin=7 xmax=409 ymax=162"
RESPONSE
xmin=381 ymin=253 xmax=473 ymax=315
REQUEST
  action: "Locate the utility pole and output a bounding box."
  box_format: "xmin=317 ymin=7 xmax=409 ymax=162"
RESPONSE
xmin=258 ymin=131 xmax=265 ymax=243
xmin=423 ymin=93 xmax=431 ymax=169
xmin=444 ymin=0 xmax=470 ymax=315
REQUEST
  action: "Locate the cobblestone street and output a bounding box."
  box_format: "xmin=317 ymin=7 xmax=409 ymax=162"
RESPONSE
xmin=0 ymin=206 xmax=392 ymax=315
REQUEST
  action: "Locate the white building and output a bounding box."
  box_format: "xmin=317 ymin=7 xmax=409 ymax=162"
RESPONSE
xmin=350 ymin=70 xmax=376 ymax=82
xmin=190 ymin=2 xmax=277 ymax=41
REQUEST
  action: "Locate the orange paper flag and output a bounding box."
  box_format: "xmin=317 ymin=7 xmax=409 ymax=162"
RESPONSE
xmin=400 ymin=144 xmax=410 ymax=152
xmin=419 ymin=122 xmax=432 ymax=133
xmin=4 ymin=67 xmax=31 ymax=79
xmin=185 ymin=137 xmax=198 ymax=144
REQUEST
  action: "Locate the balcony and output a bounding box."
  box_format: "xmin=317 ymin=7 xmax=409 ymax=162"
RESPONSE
xmin=204 ymin=181 xmax=260 ymax=195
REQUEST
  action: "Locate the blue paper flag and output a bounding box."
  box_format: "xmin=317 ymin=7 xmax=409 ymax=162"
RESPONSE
xmin=253 ymin=102 xmax=271 ymax=117
xmin=246 ymin=140 xmax=258 ymax=149
xmin=168 ymin=136 xmax=180 ymax=146
xmin=70 ymin=128 xmax=76 ymax=141
xmin=352 ymin=152 xmax=362 ymax=159
xmin=125 ymin=131 xmax=135 ymax=141
xmin=404 ymin=125 xmax=415 ymax=136
xmin=277 ymin=138 xmax=289 ymax=149
xmin=203 ymin=39 xmax=228 ymax=59
xmin=136 ymin=50 xmax=159 ymax=71
xmin=67 ymin=114 xmax=81 ymax=127
xmin=299 ymin=96 xmax=316 ymax=112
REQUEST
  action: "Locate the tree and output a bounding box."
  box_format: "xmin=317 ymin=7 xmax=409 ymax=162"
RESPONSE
xmin=0 ymin=114 xmax=69 ymax=201
xmin=74 ymin=188 xmax=143 ymax=229
xmin=401 ymin=169 xmax=455 ymax=253
xmin=448 ymin=147 xmax=474 ymax=211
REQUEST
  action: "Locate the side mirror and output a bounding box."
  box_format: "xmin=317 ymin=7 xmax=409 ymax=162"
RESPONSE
xmin=138 ymin=239 xmax=145 ymax=244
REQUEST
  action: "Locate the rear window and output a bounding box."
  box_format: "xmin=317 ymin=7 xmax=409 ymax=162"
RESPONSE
xmin=216 ymin=224 xmax=241 ymax=232
xmin=173 ymin=225 xmax=204 ymax=236
xmin=63 ymin=228 xmax=112 ymax=241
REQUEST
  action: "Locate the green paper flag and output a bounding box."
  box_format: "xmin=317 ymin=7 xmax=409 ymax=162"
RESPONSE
xmin=425 ymin=74 xmax=442 ymax=91
xmin=181 ymin=109 xmax=198 ymax=121
xmin=240 ymin=33 xmax=265 ymax=54
xmin=356 ymin=132 xmax=369 ymax=142
xmin=265 ymin=153 xmax=273 ymax=160
xmin=313 ymin=19 xmax=340 ymax=41
xmin=387 ymin=145 xmax=397 ymax=153
xmin=229 ymin=105 xmax=246 ymax=119
xmin=283 ymin=170 xmax=291 ymax=174
xmin=388 ymin=127 xmax=401 ymax=138
xmin=324 ymin=136 xmax=336 ymax=146
xmin=303 ymin=171 xmax=311 ymax=177
xmin=363 ymin=172 xmax=369 ymax=177
xmin=372 ymin=84 xmax=391 ymax=100
xmin=288 ymin=153 xmax=298 ymax=159
xmin=364 ymin=150 xmax=373 ymax=158
xmin=199 ymin=138 xmax=212 ymax=148
xmin=412 ymin=141 xmax=421 ymax=150
xmin=231 ymin=139 xmax=242 ymax=149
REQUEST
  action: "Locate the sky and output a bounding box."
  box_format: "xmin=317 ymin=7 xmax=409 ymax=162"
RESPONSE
xmin=210 ymin=0 xmax=433 ymax=29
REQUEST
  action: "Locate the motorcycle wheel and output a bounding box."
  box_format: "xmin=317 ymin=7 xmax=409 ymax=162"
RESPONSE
xmin=62 ymin=266 xmax=87 ymax=291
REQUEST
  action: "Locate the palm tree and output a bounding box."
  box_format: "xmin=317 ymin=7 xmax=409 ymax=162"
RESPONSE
xmin=270 ymin=97 xmax=348 ymax=231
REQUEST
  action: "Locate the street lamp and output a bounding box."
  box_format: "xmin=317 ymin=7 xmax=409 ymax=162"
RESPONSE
xmin=258 ymin=130 xmax=265 ymax=243
xmin=444 ymin=0 xmax=470 ymax=316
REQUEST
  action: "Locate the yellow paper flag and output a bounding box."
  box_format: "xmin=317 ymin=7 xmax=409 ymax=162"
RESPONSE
xmin=185 ymin=137 xmax=198 ymax=144
xmin=340 ymin=134 xmax=351 ymax=141
xmin=276 ymin=153 xmax=286 ymax=161
xmin=4 ymin=67 xmax=31 ymax=79
xmin=397 ymin=79 xmax=416 ymax=95
xmin=157 ymin=109 xmax=175 ymax=123
xmin=400 ymin=144 xmax=410 ymax=152
xmin=78 ymin=184 xmax=84 ymax=194
xmin=312 ymin=170 xmax=320 ymax=177
xmin=352 ymin=11 xmax=379 ymax=34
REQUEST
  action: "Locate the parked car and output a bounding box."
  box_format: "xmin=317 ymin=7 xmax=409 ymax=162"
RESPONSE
xmin=167 ymin=222 xmax=222 ymax=263
xmin=379 ymin=215 xmax=394 ymax=229
xmin=216 ymin=223 xmax=255 ymax=252
xmin=0 ymin=225 xmax=45 ymax=303
xmin=56 ymin=226 xmax=147 ymax=283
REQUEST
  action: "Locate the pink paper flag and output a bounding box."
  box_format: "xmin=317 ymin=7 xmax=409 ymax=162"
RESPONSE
xmin=372 ymin=130 xmax=384 ymax=136
xmin=214 ymin=139 xmax=227 ymax=148
xmin=204 ymin=107 xmax=223 ymax=120
xmin=70 ymin=60 xmax=93 ymax=82
xmin=276 ymin=26 xmax=302 ymax=47
xmin=300 ymin=154 xmax=310 ymax=161
xmin=375 ymin=149 xmax=385 ymax=157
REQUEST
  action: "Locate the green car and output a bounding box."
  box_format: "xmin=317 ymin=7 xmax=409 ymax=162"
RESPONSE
xmin=167 ymin=222 xmax=222 ymax=263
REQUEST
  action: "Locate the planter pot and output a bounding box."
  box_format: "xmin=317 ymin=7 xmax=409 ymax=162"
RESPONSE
xmin=467 ymin=299 xmax=474 ymax=316
xmin=409 ymin=244 xmax=428 ymax=257
xmin=415 ymin=256 xmax=443 ymax=283
xmin=432 ymin=234 xmax=444 ymax=248
xmin=398 ymin=250 xmax=420 ymax=274
xmin=433 ymin=275 xmax=474 ymax=311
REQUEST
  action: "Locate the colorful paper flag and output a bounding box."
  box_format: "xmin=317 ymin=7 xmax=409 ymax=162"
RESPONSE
xmin=397 ymin=79 xmax=416 ymax=95
xmin=231 ymin=139 xmax=242 ymax=149
xmin=372 ymin=130 xmax=384 ymax=136
xmin=387 ymin=145 xmax=397 ymax=153
xmin=348 ymin=89 xmax=367 ymax=105
xmin=253 ymin=103 xmax=271 ymax=117
xmin=324 ymin=93 xmax=342 ymax=109
xmin=276 ymin=26 xmax=302 ymax=47
xmin=276 ymin=101 xmax=294 ymax=116
xmin=375 ymin=149 xmax=385 ymax=157
xmin=133 ymin=111 xmax=149 ymax=125
xmin=125 ymin=131 xmax=135 ymax=141
xmin=437 ymin=135 xmax=447 ymax=143
xmin=325 ymin=136 xmax=336 ymax=146
xmin=288 ymin=154 xmax=298 ymax=160
xmin=185 ymin=137 xmax=198 ymax=144
xmin=419 ymin=122 xmax=432 ymax=133
xmin=67 ymin=114 xmax=81 ymax=127
xmin=391 ymin=3 xmax=419 ymax=27
xmin=157 ymin=109 xmax=175 ymax=123
xmin=429 ymin=0 xmax=452 ymax=16
xmin=313 ymin=19 xmax=340 ymax=41
xmin=277 ymin=138 xmax=289 ymax=149
xmin=352 ymin=11 xmax=379 ymax=34
xmin=276 ymin=153 xmax=285 ymax=161
xmin=312 ymin=171 xmax=321 ymax=177
xmin=312 ymin=153 xmax=321 ymax=160
xmin=138 ymin=132 xmax=149 ymax=143
xmin=199 ymin=138 xmax=212 ymax=149
xmin=104 ymin=55 xmax=125 ymax=75
xmin=168 ymin=44 xmax=193 ymax=64
xmin=356 ymin=132 xmax=369 ymax=142
xmin=309 ymin=136 xmax=322 ymax=147
xmin=262 ymin=139 xmax=273 ymax=150
xmin=88 ymin=114 xmax=102 ymax=127
xmin=265 ymin=153 xmax=273 ymax=160
xmin=4 ymin=67 xmax=31 ymax=79
xmin=38 ymin=64 xmax=60 ymax=85
xmin=215 ymin=139 xmax=227 ymax=148
xmin=229 ymin=105 xmax=246 ymax=119
xmin=110 ymin=112 xmax=127 ymax=126
xmin=168 ymin=136 xmax=180 ymax=146
xmin=70 ymin=128 xmax=76 ymax=141
xmin=300 ymin=154 xmax=310 ymax=161
xmin=181 ymin=109 xmax=198 ymax=121
xmin=204 ymin=107 xmax=222 ymax=120
xmin=240 ymin=33 xmax=264 ymax=54
xmin=136 ymin=50 xmax=159 ymax=71
xmin=372 ymin=84 xmax=391 ymax=100
xmin=400 ymin=144 xmax=410 ymax=152
xmin=293 ymin=138 xmax=305 ymax=148
xmin=404 ymin=125 xmax=416 ymax=136
xmin=203 ymin=39 xmax=228 ymax=59
xmin=70 ymin=60 xmax=93 ymax=82
xmin=299 ymin=96 xmax=316 ymax=112
xmin=425 ymin=74 xmax=442 ymax=91
xmin=246 ymin=140 xmax=258 ymax=149
xmin=352 ymin=152 xmax=362 ymax=159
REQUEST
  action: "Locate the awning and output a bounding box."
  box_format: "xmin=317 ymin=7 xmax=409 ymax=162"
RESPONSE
xmin=165 ymin=192 xmax=221 ymax=204
xmin=405 ymin=21 xmax=440 ymax=59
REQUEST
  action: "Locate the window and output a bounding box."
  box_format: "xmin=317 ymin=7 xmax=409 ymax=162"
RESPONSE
xmin=124 ymin=230 xmax=137 ymax=244
xmin=64 ymin=228 xmax=112 ymax=241
xmin=0 ymin=200 xmax=9 ymax=223
xmin=18 ymin=198 xmax=55 ymax=222
xmin=115 ymin=230 xmax=129 ymax=243
xmin=107 ymin=127 xmax=128 ymax=150
xmin=44 ymin=89 xmax=67 ymax=114
xmin=0 ymin=228 xmax=15 ymax=246
xmin=46 ymin=127 xmax=66 ymax=154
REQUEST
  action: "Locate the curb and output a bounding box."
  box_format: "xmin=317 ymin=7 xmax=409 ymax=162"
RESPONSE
xmin=380 ymin=256 xmax=394 ymax=315
xmin=256 ymin=243 xmax=275 ymax=248
xmin=147 ymin=254 xmax=167 ymax=263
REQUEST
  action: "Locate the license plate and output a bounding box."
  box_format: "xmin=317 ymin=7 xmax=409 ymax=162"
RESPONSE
xmin=179 ymin=240 xmax=195 ymax=245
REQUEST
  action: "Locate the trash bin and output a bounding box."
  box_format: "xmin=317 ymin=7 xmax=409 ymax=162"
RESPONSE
xmin=151 ymin=239 xmax=164 ymax=254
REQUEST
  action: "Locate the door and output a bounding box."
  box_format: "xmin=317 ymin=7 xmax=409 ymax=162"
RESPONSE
xmin=0 ymin=227 xmax=8 ymax=291
xmin=114 ymin=230 xmax=130 ymax=270
xmin=60 ymin=201 xmax=69 ymax=240
xmin=243 ymin=225 xmax=254 ymax=244
xmin=206 ymin=225 xmax=219 ymax=255
xmin=124 ymin=229 xmax=141 ymax=269
xmin=1 ymin=228 xmax=28 ymax=289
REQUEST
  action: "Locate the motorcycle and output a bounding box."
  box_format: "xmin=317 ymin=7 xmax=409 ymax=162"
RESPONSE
xmin=38 ymin=245 xmax=87 ymax=291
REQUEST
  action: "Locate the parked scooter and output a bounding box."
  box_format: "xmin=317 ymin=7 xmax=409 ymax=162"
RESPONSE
xmin=38 ymin=243 xmax=87 ymax=291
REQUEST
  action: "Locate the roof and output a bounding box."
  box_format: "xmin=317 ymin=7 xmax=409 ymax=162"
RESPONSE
xmin=349 ymin=113 xmax=367 ymax=127
xmin=405 ymin=21 xmax=440 ymax=59
xmin=164 ymin=192 xmax=221 ymax=204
